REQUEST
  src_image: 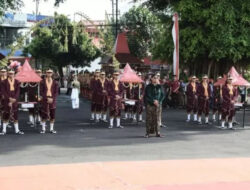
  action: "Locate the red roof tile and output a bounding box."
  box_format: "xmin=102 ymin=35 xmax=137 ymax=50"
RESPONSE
xmin=113 ymin=33 xmax=130 ymax=54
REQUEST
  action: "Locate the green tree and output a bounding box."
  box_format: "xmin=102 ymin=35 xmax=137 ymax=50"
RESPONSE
xmin=0 ymin=0 xmax=23 ymax=16
xmin=143 ymin=0 xmax=250 ymax=77
xmin=100 ymin=19 xmax=115 ymax=56
xmin=54 ymin=0 xmax=64 ymax=6
xmin=120 ymin=6 xmax=160 ymax=59
xmin=25 ymin=14 xmax=100 ymax=76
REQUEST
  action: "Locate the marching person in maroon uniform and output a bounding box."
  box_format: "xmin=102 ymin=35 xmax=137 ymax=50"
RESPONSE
xmin=197 ymin=75 xmax=211 ymax=125
xmin=212 ymin=76 xmax=223 ymax=122
xmin=170 ymin=75 xmax=180 ymax=108
xmin=0 ymin=68 xmax=7 ymax=127
xmin=107 ymin=70 xmax=124 ymax=129
xmin=90 ymin=70 xmax=100 ymax=121
xmin=96 ymin=71 xmax=109 ymax=123
xmin=123 ymin=82 xmax=133 ymax=120
xmin=186 ymin=76 xmax=198 ymax=122
xmin=0 ymin=70 xmax=23 ymax=135
xmin=40 ymin=69 xmax=59 ymax=134
xmin=221 ymin=76 xmax=237 ymax=129
xmin=132 ymin=72 xmax=144 ymax=122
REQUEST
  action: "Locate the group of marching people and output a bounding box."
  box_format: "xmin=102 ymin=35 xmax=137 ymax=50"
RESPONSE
xmin=89 ymin=69 xmax=145 ymax=129
xmin=88 ymin=70 xmax=167 ymax=137
xmin=0 ymin=65 xmax=242 ymax=136
xmin=89 ymin=69 xmax=241 ymax=134
xmin=186 ymin=74 xmax=238 ymax=129
xmin=0 ymin=68 xmax=59 ymax=135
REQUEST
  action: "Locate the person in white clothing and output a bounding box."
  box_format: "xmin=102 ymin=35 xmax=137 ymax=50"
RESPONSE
xmin=71 ymin=75 xmax=80 ymax=109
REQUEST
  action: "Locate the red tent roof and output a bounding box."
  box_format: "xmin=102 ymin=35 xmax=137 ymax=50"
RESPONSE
xmin=113 ymin=32 xmax=130 ymax=54
xmin=15 ymin=59 xmax=42 ymax=82
xmin=214 ymin=66 xmax=250 ymax=87
xmin=120 ymin=63 xmax=143 ymax=83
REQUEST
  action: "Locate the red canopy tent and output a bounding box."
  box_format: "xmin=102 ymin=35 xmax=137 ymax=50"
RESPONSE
xmin=15 ymin=59 xmax=42 ymax=83
xmin=214 ymin=66 xmax=250 ymax=87
xmin=120 ymin=63 xmax=143 ymax=83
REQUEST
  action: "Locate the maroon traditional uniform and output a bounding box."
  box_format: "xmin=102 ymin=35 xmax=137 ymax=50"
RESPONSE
xmin=90 ymin=77 xmax=100 ymax=114
xmin=27 ymin=83 xmax=39 ymax=117
xmin=133 ymin=83 xmax=145 ymax=115
xmin=96 ymin=78 xmax=109 ymax=114
xmin=171 ymin=79 xmax=180 ymax=108
xmin=1 ymin=78 xmax=20 ymax=122
xmin=108 ymin=79 xmax=124 ymax=118
xmin=124 ymin=83 xmax=133 ymax=118
xmin=40 ymin=78 xmax=58 ymax=122
xmin=0 ymin=75 xmax=7 ymax=123
xmin=221 ymin=84 xmax=237 ymax=122
xmin=0 ymin=71 xmax=24 ymax=135
xmin=186 ymin=82 xmax=198 ymax=114
xmin=197 ymin=81 xmax=211 ymax=120
xmin=213 ymin=86 xmax=223 ymax=117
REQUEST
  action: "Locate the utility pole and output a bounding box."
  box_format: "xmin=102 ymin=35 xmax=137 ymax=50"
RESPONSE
xmin=111 ymin=0 xmax=114 ymax=22
xmin=110 ymin=0 xmax=119 ymax=37
xmin=115 ymin=0 xmax=118 ymax=38
xmin=35 ymin=0 xmax=39 ymax=22
xmin=35 ymin=0 xmax=40 ymax=69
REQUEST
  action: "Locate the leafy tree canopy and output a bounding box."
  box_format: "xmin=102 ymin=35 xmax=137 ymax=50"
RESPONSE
xmin=0 ymin=0 xmax=23 ymax=16
xmin=144 ymin=0 xmax=250 ymax=76
xmin=24 ymin=13 xmax=100 ymax=71
xmin=120 ymin=6 xmax=161 ymax=59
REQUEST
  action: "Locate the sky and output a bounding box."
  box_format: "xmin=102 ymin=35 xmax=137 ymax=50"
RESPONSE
xmin=21 ymin=0 xmax=139 ymax=21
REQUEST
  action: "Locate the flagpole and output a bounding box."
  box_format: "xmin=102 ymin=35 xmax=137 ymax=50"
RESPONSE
xmin=172 ymin=12 xmax=179 ymax=79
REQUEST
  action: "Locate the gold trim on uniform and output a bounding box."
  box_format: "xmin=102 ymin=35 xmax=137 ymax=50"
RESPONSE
xmin=202 ymin=82 xmax=208 ymax=97
xmin=113 ymin=79 xmax=119 ymax=91
xmin=46 ymin=78 xmax=53 ymax=97
xmin=8 ymin=78 xmax=15 ymax=91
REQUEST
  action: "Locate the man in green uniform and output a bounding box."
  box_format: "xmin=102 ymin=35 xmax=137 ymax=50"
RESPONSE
xmin=144 ymin=73 xmax=165 ymax=138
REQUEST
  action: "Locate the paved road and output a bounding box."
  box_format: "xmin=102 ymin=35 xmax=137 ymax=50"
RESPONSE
xmin=0 ymin=94 xmax=250 ymax=166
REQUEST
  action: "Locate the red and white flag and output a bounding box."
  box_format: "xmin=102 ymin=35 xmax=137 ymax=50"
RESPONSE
xmin=172 ymin=13 xmax=179 ymax=78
